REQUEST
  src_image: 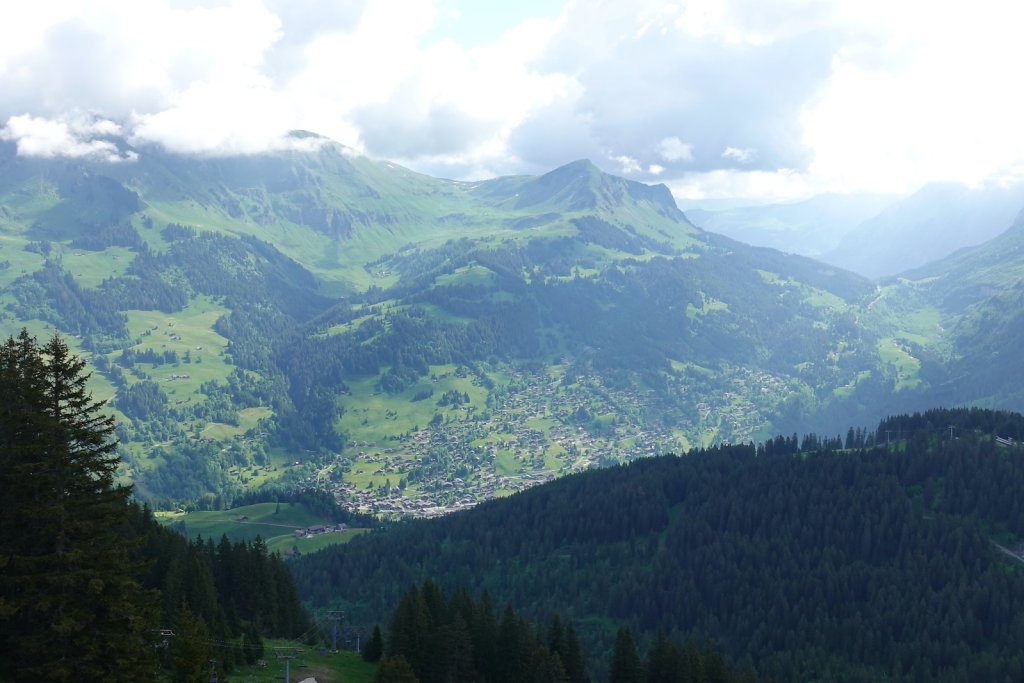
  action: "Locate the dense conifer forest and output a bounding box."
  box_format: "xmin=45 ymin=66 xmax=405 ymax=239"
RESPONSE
xmin=369 ymin=581 xmax=755 ymax=683
xmin=0 ymin=332 xmax=310 ymax=681
xmin=294 ymin=408 xmax=1024 ymax=681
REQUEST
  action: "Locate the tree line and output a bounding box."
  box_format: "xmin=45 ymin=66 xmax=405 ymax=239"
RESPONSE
xmin=0 ymin=332 xmax=310 ymax=681
xmin=368 ymin=581 xmax=755 ymax=683
xmin=294 ymin=408 xmax=1024 ymax=681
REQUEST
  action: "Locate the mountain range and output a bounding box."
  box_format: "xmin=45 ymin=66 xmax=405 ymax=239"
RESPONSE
xmin=1 ymin=132 xmax=1022 ymax=513
xmin=686 ymin=181 xmax=1024 ymax=279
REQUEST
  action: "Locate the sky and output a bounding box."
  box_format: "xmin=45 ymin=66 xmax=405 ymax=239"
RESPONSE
xmin=2 ymin=0 xmax=1024 ymax=203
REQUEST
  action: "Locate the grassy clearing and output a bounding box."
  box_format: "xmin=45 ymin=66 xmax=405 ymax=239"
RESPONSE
xmin=894 ymin=306 xmax=946 ymax=346
xmin=832 ymin=370 xmax=873 ymax=399
xmin=64 ymin=246 xmax=134 ymax=287
xmin=324 ymin=312 xmax=378 ymax=337
xmin=0 ymin=236 xmax=46 ymax=290
xmin=493 ymin=451 xmax=519 ymax=476
xmin=338 ymin=365 xmax=492 ymax=444
xmin=228 ymin=640 xmax=375 ymax=683
xmin=198 ymin=408 xmax=272 ymax=440
xmin=415 ymin=302 xmax=475 ymax=325
xmin=200 ymin=422 xmax=245 ymax=440
xmin=686 ymin=296 xmax=729 ymax=319
xmin=120 ymin=296 xmax=233 ymax=392
xmin=804 ymin=289 xmax=847 ymax=309
xmin=156 ymin=503 xmax=370 ymax=552
xmin=878 ymin=338 xmax=922 ymax=390
xmin=159 ymin=502 xmax=324 ymax=542
xmin=268 ymin=528 xmax=370 ymax=556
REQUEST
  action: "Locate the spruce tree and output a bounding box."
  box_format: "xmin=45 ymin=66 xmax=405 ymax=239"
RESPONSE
xmin=0 ymin=332 xmax=157 ymax=680
xmin=608 ymin=626 xmax=643 ymax=683
xmin=170 ymin=604 xmax=211 ymax=683
xmin=372 ymin=654 xmax=420 ymax=683
xmin=364 ymin=624 xmax=385 ymax=662
xmin=562 ymin=622 xmax=590 ymax=683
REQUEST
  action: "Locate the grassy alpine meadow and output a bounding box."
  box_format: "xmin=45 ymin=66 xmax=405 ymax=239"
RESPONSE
xmin=118 ymin=296 xmax=234 ymax=394
xmin=200 ymin=406 xmax=273 ymax=440
xmin=62 ymin=245 xmax=135 ymax=287
xmin=877 ymin=337 xmax=923 ymax=390
xmin=337 ymin=364 xmax=492 ymax=442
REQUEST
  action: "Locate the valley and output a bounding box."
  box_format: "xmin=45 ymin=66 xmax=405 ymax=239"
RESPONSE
xmin=0 ymin=136 xmax=1021 ymax=517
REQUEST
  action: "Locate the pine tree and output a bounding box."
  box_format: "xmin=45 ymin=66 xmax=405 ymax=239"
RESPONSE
xmin=547 ymin=614 xmax=566 ymax=661
xmin=644 ymin=633 xmax=677 ymax=683
xmin=608 ymin=626 xmax=643 ymax=683
xmin=562 ymin=622 xmax=590 ymax=683
xmin=0 ymin=332 xmax=157 ymax=680
xmin=364 ymin=624 xmax=385 ymax=662
xmin=373 ymin=654 xmax=420 ymax=683
xmin=170 ymin=603 xmax=211 ymax=683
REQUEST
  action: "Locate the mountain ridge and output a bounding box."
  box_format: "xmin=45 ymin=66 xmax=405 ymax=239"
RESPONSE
xmin=0 ymin=135 xmax=1021 ymax=513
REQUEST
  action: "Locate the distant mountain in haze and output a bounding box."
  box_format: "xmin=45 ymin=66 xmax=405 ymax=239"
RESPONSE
xmin=820 ymin=181 xmax=1024 ymax=279
xmin=684 ymin=192 xmax=898 ymax=258
xmin=687 ymin=183 xmax=1024 ymax=281
xmin=888 ymin=209 xmax=1024 ymax=410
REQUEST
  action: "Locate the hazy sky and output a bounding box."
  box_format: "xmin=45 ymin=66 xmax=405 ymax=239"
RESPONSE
xmin=2 ymin=0 xmax=1023 ymax=202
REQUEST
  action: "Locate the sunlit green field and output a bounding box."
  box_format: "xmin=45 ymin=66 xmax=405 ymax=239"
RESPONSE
xmin=156 ymin=502 xmax=368 ymax=554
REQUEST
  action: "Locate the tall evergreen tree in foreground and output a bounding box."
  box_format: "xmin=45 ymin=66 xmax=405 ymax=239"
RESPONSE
xmin=0 ymin=331 xmax=156 ymax=681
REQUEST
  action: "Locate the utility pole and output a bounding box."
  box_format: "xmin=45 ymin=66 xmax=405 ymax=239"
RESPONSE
xmin=275 ymin=647 xmax=300 ymax=683
xmin=326 ymin=610 xmax=344 ymax=653
xmin=885 ymin=429 xmax=893 ymax=445
xmin=948 ymin=424 xmax=957 ymax=440
xmin=151 ymin=628 xmax=175 ymax=669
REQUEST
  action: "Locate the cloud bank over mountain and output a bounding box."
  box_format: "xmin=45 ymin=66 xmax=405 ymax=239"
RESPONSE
xmin=3 ymin=0 xmax=1024 ymax=201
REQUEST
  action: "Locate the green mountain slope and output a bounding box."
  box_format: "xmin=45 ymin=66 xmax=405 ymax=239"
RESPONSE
xmin=885 ymin=211 xmax=1024 ymax=409
xmin=0 ymin=133 xmax=1016 ymax=511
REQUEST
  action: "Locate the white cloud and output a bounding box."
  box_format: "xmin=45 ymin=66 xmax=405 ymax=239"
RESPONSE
xmin=667 ymin=168 xmax=816 ymax=202
xmin=0 ymin=0 xmax=1022 ymax=201
xmin=130 ymin=81 xmax=307 ymax=155
xmin=656 ymin=137 xmax=694 ymax=162
xmin=612 ymin=155 xmax=641 ymax=174
xmin=798 ymin=0 xmax=1024 ymax=193
xmin=0 ymin=114 xmax=136 ymax=162
xmin=722 ymin=146 xmax=756 ymax=163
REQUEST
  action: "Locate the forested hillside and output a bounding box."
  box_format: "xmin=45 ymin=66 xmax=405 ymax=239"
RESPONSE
xmin=293 ymin=408 xmax=1024 ymax=682
xmin=371 ymin=581 xmax=757 ymax=683
xmin=3 ymin=136 xmax=1024 ymax=515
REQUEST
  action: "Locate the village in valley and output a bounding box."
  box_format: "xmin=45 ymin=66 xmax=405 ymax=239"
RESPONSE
xmin=314 ymin=361 xmax=792 ymax=518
